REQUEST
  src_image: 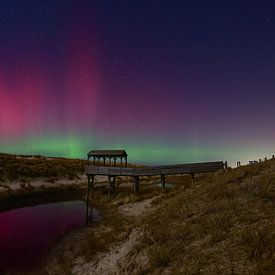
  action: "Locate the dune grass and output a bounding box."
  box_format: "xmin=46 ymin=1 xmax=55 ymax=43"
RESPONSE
xmin=0 ymin=153 xmax=88 ymax=182
xmin=138 ymin=161 xmax=275 ymax=274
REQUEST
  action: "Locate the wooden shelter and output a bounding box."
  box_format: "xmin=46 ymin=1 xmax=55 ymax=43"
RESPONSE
xmin=87 ymin=150 xmax=128 ymax=167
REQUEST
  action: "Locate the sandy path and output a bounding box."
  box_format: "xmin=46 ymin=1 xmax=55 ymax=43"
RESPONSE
xmin=72 ymin=228 xmax=141 ymax=275
xmin=118 ymin=196 xmax=159 ymax=218
xmin=71 ymin=196 xmax=160 ymax=274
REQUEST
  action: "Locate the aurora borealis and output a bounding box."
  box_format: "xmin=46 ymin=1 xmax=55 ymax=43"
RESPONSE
xmin=0 ymin=1 xmax=275 ymax=166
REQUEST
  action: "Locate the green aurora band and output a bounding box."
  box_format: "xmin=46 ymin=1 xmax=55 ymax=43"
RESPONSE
xmin=1 ymin=134 xmax=274 ymax=167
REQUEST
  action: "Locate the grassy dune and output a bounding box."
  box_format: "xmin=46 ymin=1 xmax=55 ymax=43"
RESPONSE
xmin=139 ymin=160 xmax=275 ymax=274
xmin=0 ymin=153 xmax=88 ymax=182
xmin=0 ymin=153 xmax=91 ymax=211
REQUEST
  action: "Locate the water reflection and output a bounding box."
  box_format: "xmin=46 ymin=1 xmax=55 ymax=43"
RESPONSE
xmin=0 ymin=200 xmax=99 ymax=273
xmin=86 ymin=204 xmax=95 ymax=226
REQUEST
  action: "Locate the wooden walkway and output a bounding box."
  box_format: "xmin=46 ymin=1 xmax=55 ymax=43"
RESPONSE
xmin=86 ymin=161 xmax=226 ymax=194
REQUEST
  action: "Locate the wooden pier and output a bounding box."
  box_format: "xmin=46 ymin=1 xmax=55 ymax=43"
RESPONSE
xmin=85 ymin=161 xmax=226 ymax=197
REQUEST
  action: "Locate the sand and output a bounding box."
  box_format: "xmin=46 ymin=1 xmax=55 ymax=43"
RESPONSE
xmin=71 ymin=196 xmax=160 ymax=274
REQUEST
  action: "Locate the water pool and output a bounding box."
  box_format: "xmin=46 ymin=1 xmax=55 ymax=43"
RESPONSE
xmin=0 ymin=200 xmax=99 ymax=273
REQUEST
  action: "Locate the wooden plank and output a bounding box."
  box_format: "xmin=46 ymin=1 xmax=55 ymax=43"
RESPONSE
xmin=120 ymin=167 xmax=134 ymax=176
xmin=85 ymin=166 xmax=98 ymax=175
xmin=161 ymin=167 xmax=192 ymax=175
xmin=160 ymin=162 xmax=224 ymax=175
xmin=133 ymin=167 xmax=161 ymax=176
xmin=158 ymin=161 xmax=224 ymax=169
xmin=109 ymin=167 xmax=122 ymax=175
xmin=98 ymin=167 xmax=110 ymax=175
xmin=187 ymin=162 xmax=224 ymax=173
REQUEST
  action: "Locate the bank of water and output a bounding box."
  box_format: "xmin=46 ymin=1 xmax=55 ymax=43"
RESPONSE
xmin=0 ymin=200 xmax=99 ymax=273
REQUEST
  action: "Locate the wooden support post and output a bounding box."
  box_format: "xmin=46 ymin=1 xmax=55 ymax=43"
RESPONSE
xmin=265 ymin=157 xmax=267 ymax=161
xmin=125 ymin=157 xmax=127 ymax=167
xmin=108 ymin=176 xmax=111 ymax=196
xmin=86 ymin=177 xmax=90 ymax=212
xmin=108 ymin=176 xmax=116 ymax=195
xmin=103 ymin=157 xmax=106 ymax=166
xmin=86 ymin=175 xmax=94 ymax=225
xmin=112 ymin=176 xmax=116 ymax=191
xmin=273 ymin=155 xmax=274 ymax=159
xmin=120 ymin=157 xmax=123 ymax=166
xmin=133 ymin=176 xmax=139 ymax=192
xmin=161 ymin=175 xmax=166 ymax=189
xmin=109 ymin=157 xmax=111 ymax=166
xmin=89 ymin=176 xmax=94 ymax=199
xmin=93 ymin=157 xmax=95 ymax=165
xmin=191 ymin=173 xmax=195 ymax=184
xmin=114 ymin=157 xmax=117 ymax=167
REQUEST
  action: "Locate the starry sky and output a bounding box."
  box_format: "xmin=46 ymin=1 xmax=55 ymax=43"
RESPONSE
xmin=0 ymin=0 xmax=275 ymax=166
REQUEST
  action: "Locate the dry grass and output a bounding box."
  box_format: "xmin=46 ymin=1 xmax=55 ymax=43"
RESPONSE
xmin=137 ymin=160 xmax=275 ymax=274
xmin=0 ymin=153 xmax=88 ymax=182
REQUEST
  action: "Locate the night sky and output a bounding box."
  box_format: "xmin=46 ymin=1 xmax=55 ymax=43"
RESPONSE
xmin=0 ymin=0 xmax=275 ymax=165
